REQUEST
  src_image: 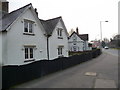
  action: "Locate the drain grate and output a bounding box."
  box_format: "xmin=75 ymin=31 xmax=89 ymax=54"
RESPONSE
xmin=85 ymin=72 xmax=97 ymax=76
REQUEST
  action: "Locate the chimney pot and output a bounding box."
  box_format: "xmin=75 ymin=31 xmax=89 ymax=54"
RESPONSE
xmin=34 ymin=8 xmax=38 ymax=16
xmin=76 ymin=27 xmax=79 ymax=34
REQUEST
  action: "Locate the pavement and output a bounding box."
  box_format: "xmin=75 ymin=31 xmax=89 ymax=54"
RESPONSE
xmin=94 ymin=79 xmax=116 ymax=88
xmin=13 ymin=49 xmax=118 ymax=88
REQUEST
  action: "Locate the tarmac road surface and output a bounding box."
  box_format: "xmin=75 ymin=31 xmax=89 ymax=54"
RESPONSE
xmin=13 ymin=49 xmax=118 ymax=88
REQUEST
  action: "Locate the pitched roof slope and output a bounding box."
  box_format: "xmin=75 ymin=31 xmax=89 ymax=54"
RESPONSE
xmin=69 ymin=31 xmax=88 ymax=41
xmin=0 ymin=3 xmax=32 ymax=31
xmin=40 ymin=16 xmax=61 ymax=35
xmin=79 ymin=34 xmax=88 ymax=41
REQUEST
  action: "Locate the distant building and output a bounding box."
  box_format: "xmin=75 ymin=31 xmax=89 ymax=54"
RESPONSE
xmin=90 ymin=40 xmax=100 ymax=48
xmin=113 ymin=34 xmax=120 ymax=40
xmin=68 ymin=28 xmax=91 ymax=52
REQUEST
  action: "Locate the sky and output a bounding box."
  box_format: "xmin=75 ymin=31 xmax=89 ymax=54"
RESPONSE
xmin=7 ymin=0 xmax=119 ymax=41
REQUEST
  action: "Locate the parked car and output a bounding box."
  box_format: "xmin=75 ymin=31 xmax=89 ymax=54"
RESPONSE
xmin=104 ymin=46 xmax=109 ymax=49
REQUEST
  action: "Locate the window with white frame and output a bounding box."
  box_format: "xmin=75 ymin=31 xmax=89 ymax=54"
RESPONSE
xmin=24 ymin=19 xmax=34 ymax=34
xmin=24 ymin=47 xmax=34 ymax=60
xmin=73 ymin=46 xmax=76 ymax=51
xmin=73 ymin=41 xmax=77 ymax=45
xmin=58 ymin=46 xmax=63 ymax=56
xmin=57 ymin=28 xmax=63 ymax=38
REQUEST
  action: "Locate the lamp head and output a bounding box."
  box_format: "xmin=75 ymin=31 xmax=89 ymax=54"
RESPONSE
xmin=105 ymin=21 xmax=108 ymax=22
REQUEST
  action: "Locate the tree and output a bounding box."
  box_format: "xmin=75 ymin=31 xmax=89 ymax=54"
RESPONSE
xmin=109 ymin=34 xmax=120 ymax=48
xmin=68 ymin=28 xmax=74 ymax=35
xmin=101 ymin=41 xmax=106 ymax=48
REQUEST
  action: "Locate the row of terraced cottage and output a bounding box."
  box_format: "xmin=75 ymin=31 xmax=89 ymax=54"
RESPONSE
xmin=0 ymin=1 xmax=91 ymax=66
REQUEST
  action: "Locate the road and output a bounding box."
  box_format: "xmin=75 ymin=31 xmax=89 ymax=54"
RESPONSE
xmin=13 ymin=49 xmax=118 ymax=88
xmin=102 ymin=48 xmax=119 ymax=57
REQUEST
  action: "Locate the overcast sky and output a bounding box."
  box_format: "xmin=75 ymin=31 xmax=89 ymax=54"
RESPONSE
xmin=7 ymin=0 xmax=119 ymax=41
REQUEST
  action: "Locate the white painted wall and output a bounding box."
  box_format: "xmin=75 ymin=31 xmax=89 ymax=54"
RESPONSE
xmin=3 ymin=9 xmax=47 ymax=65
xmin=84 ymin=41 xmax=91 ymax=51
xmin=49 ymin=20 xmax=68 ymax=60
xmin=1 ymin=32 xmax=7 ymax=65
xmin=68 ymin=33 xmax=84 ymax=51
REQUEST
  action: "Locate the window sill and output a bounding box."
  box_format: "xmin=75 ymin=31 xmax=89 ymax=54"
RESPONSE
xmin=23 ymin=33 xmax=35 ymax=36
xmin=24 ymin=59 xmax=35 ymax=62
xmin=58 ymin=37 xmax=63 ymax=39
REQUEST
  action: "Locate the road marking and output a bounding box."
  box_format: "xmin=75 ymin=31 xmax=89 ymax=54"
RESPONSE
xmin=94 ymin=79 xmax=116 ymax=88
xmin=85 ymin=72 xmax=97 ymax=76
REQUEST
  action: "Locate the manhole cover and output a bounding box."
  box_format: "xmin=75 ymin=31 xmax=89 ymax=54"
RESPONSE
xmin=85 ymin=72 xmax=97 ymax=76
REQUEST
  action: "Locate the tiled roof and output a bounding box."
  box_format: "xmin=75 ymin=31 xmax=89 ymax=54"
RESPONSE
xmin=40 ymin=16 xmax=61 ymax=35
xmin=69 ymin=31 xmax=89 ymax=41
xmin=79 ymin=34 xmax=88 ymax=41
xmin=0 ymin=3 xmax=32 ymax=31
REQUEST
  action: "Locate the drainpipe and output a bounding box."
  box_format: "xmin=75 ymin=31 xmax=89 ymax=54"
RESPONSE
xmin=46 ymin=35 xmax=51 ymax=60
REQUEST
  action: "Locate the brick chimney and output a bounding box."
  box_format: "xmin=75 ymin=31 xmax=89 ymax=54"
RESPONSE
xmin=76 ymin=27 xmax=79 ymax=34
xmin=0 ymin=0 xmax=9 ymax=17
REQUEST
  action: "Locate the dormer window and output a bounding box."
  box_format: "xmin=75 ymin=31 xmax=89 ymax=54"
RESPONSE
xmin=24 ymin=19 xmax=34 ymax=35
xmin=57 ymin=28 xmax=63 ymax=39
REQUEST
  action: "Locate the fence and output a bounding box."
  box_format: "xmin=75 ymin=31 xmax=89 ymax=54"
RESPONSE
xmin=2 ymin=49 xmax=101 ymax=89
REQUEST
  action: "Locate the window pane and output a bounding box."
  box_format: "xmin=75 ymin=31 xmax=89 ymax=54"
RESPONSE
xmin=30 ymin=54 xmax=33 ymax=58
xmin=30 ymin=48 xmax=33 ymax=58
xmin=24 ymin=21 xmax=28 ymax=32
xmin=73 ymin=46 xmax=76 ymax=51
xmin=61 ymin=48 xmax=62 ymax=54
xmin=73 ymin=42 xmax=76 ymax=45
xmin=25 ymin=48 xmax=28 ymax=59
xmin=58 ymin=47 xmax=63 ymax=55
xmin=60 ymin=30 xmax=62 ymax=36
xmin=29 ymin=22 xmax=33 ymax=33
xmin=25 ymin=54 xmax=28 ymax=59
xmin=58 ymin=48 xmax=60 ymax=55
xmin=57 ymin=29 xmax=59 ymax=36
xmin=25 ymin=48 xmax=28 ymax=53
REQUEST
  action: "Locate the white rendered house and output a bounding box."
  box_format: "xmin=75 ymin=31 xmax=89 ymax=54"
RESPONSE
xmin=0 ymin=2 xmax=69 ymax=65
xmin=40 ymin=17 xmax=69 ymax=60
xmin=68 ymin=28 xmax=90 ymax=52
xmin=0 ymin=2 xmax=47 ymax=65
xmin=68 ymin=31 xmax=84 ymax=51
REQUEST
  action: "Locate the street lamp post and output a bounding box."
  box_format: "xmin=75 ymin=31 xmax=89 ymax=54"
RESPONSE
xmin=100 ymin=21 xmax=108 ymax=48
